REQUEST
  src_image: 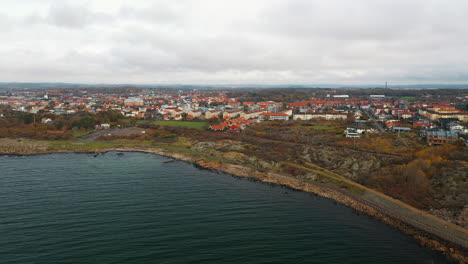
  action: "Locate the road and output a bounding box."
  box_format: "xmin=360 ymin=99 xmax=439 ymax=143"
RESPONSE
xmin=363 ymin=110 xmax=385 ymax=132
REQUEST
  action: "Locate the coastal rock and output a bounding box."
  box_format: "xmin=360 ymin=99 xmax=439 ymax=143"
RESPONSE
xmin=222 ymin=151 xmax=248 ymax=163
xmin=302 ymin=146 xmax=383 ymax=180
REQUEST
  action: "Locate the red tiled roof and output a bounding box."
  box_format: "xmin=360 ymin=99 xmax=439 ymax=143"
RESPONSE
xmin=210 ymin=125 xmax=225 ymax=130
xmin=413 ymin=122 xmax=428 ymax=127
xmin=289 ymin=101 xmax=310 ymax=107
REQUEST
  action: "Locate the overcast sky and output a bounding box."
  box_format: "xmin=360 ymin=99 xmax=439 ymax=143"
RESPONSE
xmin=1 ymin=0 xmax=467 ymax=85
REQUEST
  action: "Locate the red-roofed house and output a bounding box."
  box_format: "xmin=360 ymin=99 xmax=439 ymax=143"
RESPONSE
xmin=209 ymin=125 xmax=226 ymax=131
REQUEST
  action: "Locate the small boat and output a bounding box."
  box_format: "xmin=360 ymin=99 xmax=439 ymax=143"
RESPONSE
xmin=93 ymin=153 xmax=99 ymax=157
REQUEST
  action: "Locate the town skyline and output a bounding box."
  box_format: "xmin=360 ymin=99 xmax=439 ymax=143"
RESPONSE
xmin=1 ymin=82 xmax=468 ymax=90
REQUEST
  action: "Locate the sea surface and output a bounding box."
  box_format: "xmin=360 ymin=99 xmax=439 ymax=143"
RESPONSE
xmin=0 ymin=152 xmax=451 ymax=264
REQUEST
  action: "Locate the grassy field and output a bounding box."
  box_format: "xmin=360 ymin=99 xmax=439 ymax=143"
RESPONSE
xmin=72 ymin=129 xmax=94 ymax=138
xmin=150 ymin=120 xmax=209 ymax=130
xmin=47 ymin=140 xmax=155 ymax=151
xmin=310 ymin=125 xmax=338 ymax=130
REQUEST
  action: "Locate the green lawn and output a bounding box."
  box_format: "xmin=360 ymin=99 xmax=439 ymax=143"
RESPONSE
xmin=150 ymin=120 xmax=209 ymax=130
xmin=310 ymin=125 xmax=337 ymax=130
xmin=47 ymin=140 xmax=155 ymax=151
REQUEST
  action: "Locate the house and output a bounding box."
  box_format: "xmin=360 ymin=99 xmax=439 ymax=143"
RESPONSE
xmin=344 ymin=128 xmax=359 ymax=138
xmin=353 ymin=110 xmax=363 ymax=119
xmin=412 ymin=120 xmax=430 ymax=128
xmin=449 ymin=123 xmax=467 ymax=134
xmin=391 ymin=126 xmax=411 ymax=133
xmin=163 ymin=108 xmax=184 ymax=118
xmin=257 ymin=101 xmax=282 ymax=113
xmin=229 ymin=124 xmax=243 ymax=132
xmin=209 ymin=124 xmax=226 ymax=131
xmin=226 ymin=101 xmax=242 ymax=109
xmin=347 ymin=127 xmax=375 ymax=134
xmin=205 ymin=110 xmax=221 ymax=119
xmin=124 ymin=97 xmax=144 ymax=107
xmin=360 ymin=104 xmax=370 ymax=110
xmin=41 ymin=118 xmax=53 ymax=124
xmin=223 ymin=110 xmax=242 ymax=119
xmin=95 ymin=123 xmax=110 ymax=129
xmin=258 ymin=112 xmax=289 ymax=121
xmin=240 ymin=110 xmax=265 ymax=120
xmin=440 ymin=118 xmax=461 ymax=129
xmin=426 ymin=130 xmax=457 ymax=146
xmin=187 ymin=110 xmax=202 ymax=119
xmin=393 ymin=109 xmax=414 ymax=119
xmin=243 ymin=101 xmax=255 ymax=106
xmin=385 ymin=120 xmax=401 ymax=128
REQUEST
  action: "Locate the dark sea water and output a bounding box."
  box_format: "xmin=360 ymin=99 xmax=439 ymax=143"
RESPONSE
xmin=0 ymin=152 xmax=451 ymax=264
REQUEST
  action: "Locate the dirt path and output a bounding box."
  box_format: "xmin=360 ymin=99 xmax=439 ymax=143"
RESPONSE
xmin=77 ymin=128 xmax=145 ymax=142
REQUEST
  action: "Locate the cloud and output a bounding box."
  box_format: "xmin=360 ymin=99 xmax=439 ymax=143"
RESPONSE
xmin=118 ymin=1 xmax=189 ymax=24
xmin=0 ymin=0 xmax=467 ymax=84
xmin=20 ymin=2 xmax=115 ymax=29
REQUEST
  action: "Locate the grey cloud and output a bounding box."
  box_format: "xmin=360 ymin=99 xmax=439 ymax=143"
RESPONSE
xmin=0 ymin=0 xmax=467 ymax=84
xmin=48 ymin=3 xmax=93 ymax=28
xmin=118 ymin=1 xmax=189 ymax=24
xmin=0 ymin=12 xmax=7 ymax=24
xmin=30 ymin=2 xmax=115 ymax=29
xmin=260 ymin=0 xmax=465 ymax=41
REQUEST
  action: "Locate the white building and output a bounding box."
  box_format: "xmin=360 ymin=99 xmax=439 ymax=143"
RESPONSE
xmin=187 ymin=110 xmax=202 ymax=119
xmin=205 ymin=110 xmax=221 ymax=119
xmin=450 ymin=123 xmax=467 ymax=134
xmin=223 ymin=110 xmax=242 ymax=119
xmin=41 ymin=118 xmax=53 ymax=124
xmin=344 ymin=128 xmax=360 ymax=138
xmin=240 ymin=111 xmax=265 ymax=120
xmin=258 ymin=113 xmax=289 ymax=121
xmin=293 ymin=113 xmax=347 ymax=120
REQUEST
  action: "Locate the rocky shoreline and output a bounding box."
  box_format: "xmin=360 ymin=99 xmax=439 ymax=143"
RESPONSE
xmin=1 ymin=146 xmax=467 ymax=263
